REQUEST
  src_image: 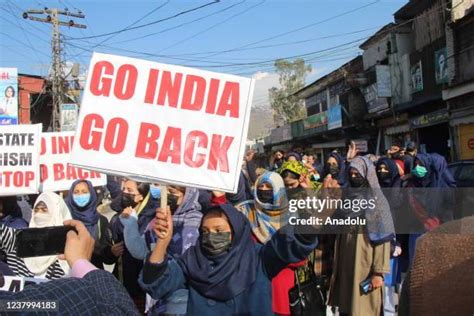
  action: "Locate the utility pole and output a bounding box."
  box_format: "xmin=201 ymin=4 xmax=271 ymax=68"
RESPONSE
xmin=23 ymin=8 xmax=86 ymax=131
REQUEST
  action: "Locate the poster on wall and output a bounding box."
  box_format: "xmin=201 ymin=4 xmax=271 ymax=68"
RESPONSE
xmin=0 ymin=68 xmax=18 ymax=125
xmin=376 ymin=65 xmax=392 ymax=98
xmin=435 ymin=47 xmax=449 ymax=84
xmin=60 ymin=103 xmax=78 ymax=131
xmin=411 ymin=61 xmax=423 ymax=93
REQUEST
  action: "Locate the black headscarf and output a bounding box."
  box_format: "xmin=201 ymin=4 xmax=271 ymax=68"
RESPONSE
xmin=178 ymin=203 xmax=258 ymax=301
xmin=376 ymin=157 xmax=401 ymax=188
xmin=322 ymin=152 xmax=348 ymax=187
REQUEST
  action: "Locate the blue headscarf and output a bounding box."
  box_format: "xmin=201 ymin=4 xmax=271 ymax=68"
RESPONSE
xmin=65 ymin=180 xmax=100 ymax=239
xmin=376 ymin=157 xmax=401 ymax=188
xmin=414 ymin=153 xmax=456 ymax=188
xmin=178 ymin=203 xmax=258 ymax=301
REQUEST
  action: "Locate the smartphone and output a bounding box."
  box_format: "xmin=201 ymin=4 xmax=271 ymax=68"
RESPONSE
xmin=15 ymin=226 xmax=77 ymax=258
xmin=360 ymin=278 xmax=372 ymax=294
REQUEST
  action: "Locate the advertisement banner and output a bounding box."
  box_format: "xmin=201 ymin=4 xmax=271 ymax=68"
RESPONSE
xmin=303 ymin=112 xmax=328 ymax=129
xmin=0 ymin=68 xmax=18 ymax=125
xmin=70 ymin=53 xmax=254 ymax=193
xmin=328 ymin=104 xmax=342 ymax=130
xmin=362 ymin=84 xmax=389 ymax=114
xmin=0 ymin=124 xmax=41 ymax=196
xmin=411 ymin=61 xmax=423 ymax=93
xmin=40 ymin=132 xmax=107 ymax=192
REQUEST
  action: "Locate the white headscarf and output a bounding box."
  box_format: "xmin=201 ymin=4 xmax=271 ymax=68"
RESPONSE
xmin=24 ymin=192 xmax=72 ymax=276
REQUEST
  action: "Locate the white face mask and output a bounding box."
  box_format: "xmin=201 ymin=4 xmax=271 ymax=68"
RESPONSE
xmin=33 ymin=212 xmax=53 ymax=227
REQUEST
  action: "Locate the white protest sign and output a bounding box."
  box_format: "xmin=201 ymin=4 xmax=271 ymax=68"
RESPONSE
xmin=0 ymin=275 xmax=24 ymax=292
xmin=70 ymin=53 xmax=254 ymax=192
xmin=0 ymin=124 xmax=41 ymax=196
xmin=40 ymin=132 xmax=107 ymax=192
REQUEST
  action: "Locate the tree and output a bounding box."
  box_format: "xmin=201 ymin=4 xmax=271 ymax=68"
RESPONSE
xmin=268 ymin=58 xmax=312 ymax=125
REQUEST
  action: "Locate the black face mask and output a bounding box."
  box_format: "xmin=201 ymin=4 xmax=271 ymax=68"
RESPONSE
xmin=377 ymin=172 xmax=392 ymax=187
xmin=391 ymin=152 xmax=402 ymax=160
xmin=350 ymin=175 xmax=368 ymax=188
xmin=121 ymin=192 xmax=138 ymax=209
xmin=167 ymin=194 xmax=180 ymax=214
xmin=257 ymin=189 xmax=274 ymax=204
xmin=328 ymin=165 xmax=339 ymax=178
xmin=201 ymin=232 xmax=232 ymax=257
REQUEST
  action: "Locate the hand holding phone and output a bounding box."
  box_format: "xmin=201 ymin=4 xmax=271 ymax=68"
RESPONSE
xmin=16 ymin=226 xmax=77 ymax=258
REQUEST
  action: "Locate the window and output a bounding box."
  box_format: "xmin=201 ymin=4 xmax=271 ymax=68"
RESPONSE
xmin=458 ymin=164 xmax=474 ymax=181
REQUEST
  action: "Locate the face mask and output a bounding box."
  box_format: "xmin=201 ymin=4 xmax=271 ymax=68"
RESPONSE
xmin=377 ymin=172 xmax=392 ymax=187
xmin=257 ymin=189 xmax=274 ymax=204
xmin=412 ymin=165 xmax=428 ymax=178
xmin=302 ymin=160 xmax=307 ymax=164
xmin=312 ymin=174 xmax=321 ymax=181
xmin=73 ymin=193 xmax=91 ymax=208
xmin=350 ymin=175 xmax=367 ymax=188
xmin=33 ymin=212 xmax=53 ymax=227
xmin=150 ymin=186 xmax=161 ymax=199
xmin=121 ymin=192 xmax=138 ymax=209
xmin=329 ymin=165 xmax=339 ymax=178
xmin=201 ymin=232 xmax=232 ymax=256
xmin=168 ymin=194 xmax=180 ymax=214
xmin=391 ymin=152 xmax=401 ymax=159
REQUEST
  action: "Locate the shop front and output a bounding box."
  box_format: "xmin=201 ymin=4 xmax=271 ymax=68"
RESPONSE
xmin=409 ymin=109 xmax=451 ymax=160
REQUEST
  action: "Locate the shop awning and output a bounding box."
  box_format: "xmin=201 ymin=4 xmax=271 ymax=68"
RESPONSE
xmin=385 ymin=123 xmax=411 ymax=135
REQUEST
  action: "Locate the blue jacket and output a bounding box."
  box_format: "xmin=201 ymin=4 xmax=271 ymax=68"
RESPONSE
xmin=139 ymin=226 xmax=318 ymax=316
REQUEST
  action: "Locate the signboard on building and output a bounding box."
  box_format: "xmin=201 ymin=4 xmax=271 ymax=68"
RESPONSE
xmin=60 ymin=103 xmax=78 ymax=131
xmin=410 ymin=109 xmax=449 ymax=129
xmin=411 ymin=61 xmax=423 ymax=93
xmin=270 ymin=124 xmax=292 ymax=143
xmin=303 ymin=111 xmax=328 ymax=129
xmin=0 ymin=68 xmax=18 ymax=125
xmin=362 ymin=84 xmax=389 ymax=114
xmin=354 ymin=139 xmax=368 ymax=152
xmin=435 ymin=48 xmax=449 ymax=84
xmin=376 ymin=65 xmax=392 ymax=97
xmin=328 ymin=104 xmax=342 ymax=130
xmin=459 ymin=124 xmax=474 ymax=160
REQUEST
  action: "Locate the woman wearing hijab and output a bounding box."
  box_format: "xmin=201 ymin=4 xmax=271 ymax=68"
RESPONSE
xmin=109 ymin=179 xmax=157 ymax=312
xmin=120 ymin=186 xmax=202 ymax=315
xmin=236 ymin=171 xmax=298 ymax=315
xmin=0 ymin=197 xmax=28 ymax=229
xmin=328 ymin=156 xmax=394 ymax=316
xmin=278 ymin=160 xmax=321 ymax=194
xmin=65 ymin=180 xmax=117 ymax=269
xmin=139 ymin=203 xmax=318 ymax=315
xmin=375 ymin=158 xmax=405 ymax=316
xmin=0 ymin=192 xmax=71 ymax=279
xmin=321 ymin=152 xmax=348 ymax=187
xmin=405 ymin=153 xmax=456 ymax=264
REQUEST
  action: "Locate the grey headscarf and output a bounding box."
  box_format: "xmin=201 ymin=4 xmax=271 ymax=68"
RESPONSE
xmin=349 ymin=156 xmax=395 ymax=244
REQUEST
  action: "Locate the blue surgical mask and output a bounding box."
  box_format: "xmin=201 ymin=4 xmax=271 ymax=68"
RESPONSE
xmin=73 ymin=193 xmax=91 ymax=207
xmin=150 ymin=186 xmax=161 ymax=199
xmin=412 ymin=165 xmax=428 ymax=178
xmin=312 ymin=174 xmax=321 ymax=181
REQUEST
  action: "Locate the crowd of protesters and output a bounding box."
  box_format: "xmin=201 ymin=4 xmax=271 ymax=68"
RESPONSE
xmin=1 ymin=140 xmax=473 ymax=316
